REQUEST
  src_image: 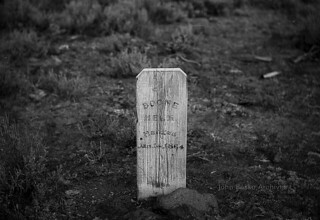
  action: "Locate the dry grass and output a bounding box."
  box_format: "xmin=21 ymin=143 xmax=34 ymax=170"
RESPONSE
xmin=38 ymin=70 xmax=90 ymax=100
xmin=78 ymin=113 xmax=136 ymax=160
xmin=0 ymin=116 xmax=64 ymax=219
xmin=0 ymin=29 xmax=48 ymax=64
xmin=111 ymin=48 xmax=151 ymax=77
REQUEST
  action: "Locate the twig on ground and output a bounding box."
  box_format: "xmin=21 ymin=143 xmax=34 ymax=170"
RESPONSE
xmin=294 ymin=45 xmax=320 ymax=63
xmin=254 ymin=55 xmax=272 ymax=62
xmin=262 ymin=71 xmax=281 ymax=79
xmin=188 ymin=151 xmax=212 ymax=162
xmin=176 ymin=54 xmax=201 ymax=66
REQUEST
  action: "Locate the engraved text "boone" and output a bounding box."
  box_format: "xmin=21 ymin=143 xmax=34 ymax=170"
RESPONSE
xmin=143 ymin=100 xmax=179 ymax=109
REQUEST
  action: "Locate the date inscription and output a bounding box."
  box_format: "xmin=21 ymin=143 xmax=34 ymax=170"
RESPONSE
xmin=143 ymin=130 xmax=176 ymax=137
xmin=138 ymin=143 xmax=184 ymax=149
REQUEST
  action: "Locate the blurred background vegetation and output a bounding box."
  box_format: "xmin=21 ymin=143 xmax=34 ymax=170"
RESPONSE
xmin=1 ymin=0 xmax=319 ymax=43
xmin=1 ymin=0 xmax=319 ymax=98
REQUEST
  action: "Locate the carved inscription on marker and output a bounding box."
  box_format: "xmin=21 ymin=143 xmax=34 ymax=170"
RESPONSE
xmin=136 ymin=68 xmax=187 ymax=199
xmin=143 ymin=115 xmax=175 ymax=122
xmin=142 ymin=100 xmax=179 ymax=109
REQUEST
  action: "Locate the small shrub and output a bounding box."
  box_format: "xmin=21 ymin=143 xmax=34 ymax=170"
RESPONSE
xmin=166 ymin=25 xmax=195 ymax=53
xmin=298 ymin=5 xmax=320 ymax=49
xmin=247 ymin=0 xmax=300 ymax=16
xmin=148 ymin=2 xmax=188 ymax=24
xmin=102 ymin=0 xmax=137 ymax=33
xmin=95 ymin=34 xmax=130 ymax=54
xmin=83 ymin=141 xmax=109 ymax=165
xmin=102 ymin=0 xmax=151 ymax=36
xmin=0 ymin=116 xmax=64 ymax=219
xmin=111 ymin=48 xmax=150 ymax=77
xmin=53 ymin=0 xmax=102 ymax=33
xmin=29 ymin=0 xmax=69 ymax=12
xmin=134 ymin=8 xmax=154 ymax=39
xmin=204 ymin=0 xmax=235 ymax=16
xmin=0 ymin=29 xmax=48 ymax=64
xmin=233 ymin=0 xmax=246 ymax=8
xmin=38 ymin=70 xmax=90 ymax=100
xmin=158 ymin=57 xmax=181 ymax=68
xmin=0 ymin=64 xmax=31 ymax=98
xmin=188 ymin=0 xmax=207 ymax=18
xmin=97 ymin=0 xmax=118 ymax=7
xmin=0 ymin=0 xmax=49 ymax=30
xmin=171 ymin=0 xmax=241 ymax=18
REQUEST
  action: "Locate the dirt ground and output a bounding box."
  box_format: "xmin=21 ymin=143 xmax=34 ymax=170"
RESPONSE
xmin=1 ymin=4 xmax=320 ymax=220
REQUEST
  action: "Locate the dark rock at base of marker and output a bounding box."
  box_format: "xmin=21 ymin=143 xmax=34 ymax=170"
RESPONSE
xmin=157 ymin=188 xmax=219 ymax=220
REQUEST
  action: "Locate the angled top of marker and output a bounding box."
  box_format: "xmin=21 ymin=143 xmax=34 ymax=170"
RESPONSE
xmin=136 ymin=68 xmax=187 ymax=78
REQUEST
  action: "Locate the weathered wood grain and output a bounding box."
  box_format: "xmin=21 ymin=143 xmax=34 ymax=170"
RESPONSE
xmin=136 ymin=68 xmax=187 ymax=199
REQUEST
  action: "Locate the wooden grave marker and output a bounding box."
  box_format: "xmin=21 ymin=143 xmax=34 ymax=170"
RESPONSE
xmin=136 ymin=68 xmax=187 ymax=199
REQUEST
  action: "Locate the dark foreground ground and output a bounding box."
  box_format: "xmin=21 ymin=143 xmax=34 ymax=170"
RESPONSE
xmin=0 ymin=0 xmax=320 ymax=219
